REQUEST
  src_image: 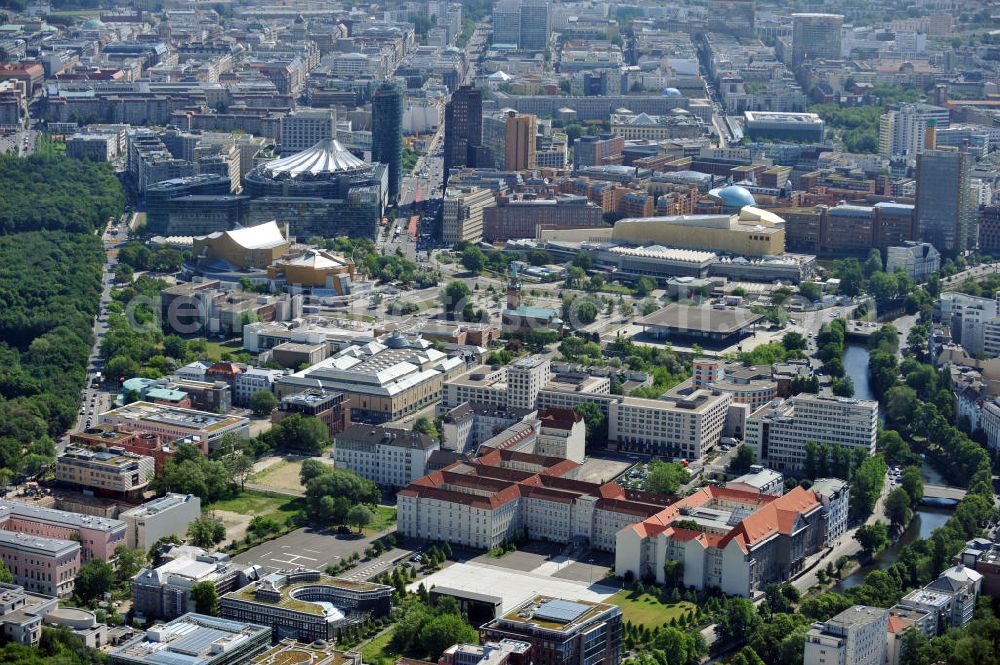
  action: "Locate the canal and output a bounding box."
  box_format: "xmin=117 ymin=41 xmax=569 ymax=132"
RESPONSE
xmin=834 ymin=343 xmax=955 ymax=590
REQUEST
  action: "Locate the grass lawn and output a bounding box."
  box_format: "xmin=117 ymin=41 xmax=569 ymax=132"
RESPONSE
xmin=366 ymin=505 xmax=397 ymax=535
xmin=609 ymin=590 xmax=696 ymax=628
xmin=360 ymin=628 xmax=401 ymax=664
xmin=206 ymin=490 xmax=304 ymax=522
xmin=249 ymin=460 xmax=305 ymax=493
xmin=203 ymin=339 xmax=244 ymax=361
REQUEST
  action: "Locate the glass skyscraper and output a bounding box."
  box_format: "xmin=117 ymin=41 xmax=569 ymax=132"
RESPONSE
xmin=372 ymin=82 xmax=403 ymax=204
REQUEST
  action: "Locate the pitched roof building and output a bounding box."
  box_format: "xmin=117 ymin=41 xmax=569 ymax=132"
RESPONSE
xmin=615 ymin=485 xmax=826 ymax=596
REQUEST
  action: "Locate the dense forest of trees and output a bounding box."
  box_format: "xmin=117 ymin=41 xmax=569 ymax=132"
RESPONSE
xmin=0 ymin=231 xmax=104 ymax=473
xmin=0 ymin=152 xmax=123 ymax=478
xmin=0 ymin=154 xmax=123 ymax=234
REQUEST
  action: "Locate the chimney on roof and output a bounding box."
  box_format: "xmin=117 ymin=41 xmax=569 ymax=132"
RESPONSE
xmin=924 ymin=120 xmax=937 ymax=151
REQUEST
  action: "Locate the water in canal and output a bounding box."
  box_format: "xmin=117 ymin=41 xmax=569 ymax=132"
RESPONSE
xmin=833 ymin=343 xmax=955 ymax=590
xmin=842 ymin=344 xmax=875 ymax=402
xmin=834 ymin=508 xmax=952 ymax=590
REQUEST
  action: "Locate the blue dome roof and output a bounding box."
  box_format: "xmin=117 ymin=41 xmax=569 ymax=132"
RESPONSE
xmin=662 ymin=87 xmax=682 ymax=97
xmin=384 ymin=330 xmax=411 ymax=349
xmin=82 ymin=18 xmax=105 ymax=29
xmin=716 ymin=185 xmax=756 ymax=208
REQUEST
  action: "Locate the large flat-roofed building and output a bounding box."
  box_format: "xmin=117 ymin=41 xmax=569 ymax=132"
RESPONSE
xmin=439 ymin=639 xmax=532 ymax=665
xmin=0 ymin=531 xmax=80 ymax=598
xmin=743 ymin=111 xmax=825 ymax=142
xmin=120 ymin=494 xmax=202 ymax=553
xmin=616 ymin=485 xmax=825 ymax=596
xmin=56 ymin=447 xmax=156 ymax=498
xmin=745 ymin=395 xmax=879 ymax=473
xmin=804 ymin=606 xmax=888 ymax=665
xmin=67 ymin=133 xmax=118 ymax=161
xmin=273 ymin=337 xmax=466 ymax=424
xmin=609 ymin=387 xmax=732 ymax=459
xmin=635 ymin=304 xmax=764 ymax=344
xmin=612 ymin=207 xmax=785 ymax=256
xmin=399 ymin=449 xmax=671 ymax=552
xmin=479 ymin=597 xmax=622 ymax=665
xmin=333 ymin=425 xmax=438 ymax=488
xmin=132 ymin=547 xmax=250 ymax=622
xmin=483 ymin=197 xmax=605 ymax=242
xmin=0 ymin=582 xmax=57 ymax=645
xmin=0 ymin=501 xmax=126 ymax=563
xmin=792 ymin=13 xmax=843 ymax=65
xmin=99 ymin=402 xmax=250 ymax=452
xmin=109 ymin=613 xmax=271 ymax=665
xmin=220 ymin=570 xmax=391 ymax=643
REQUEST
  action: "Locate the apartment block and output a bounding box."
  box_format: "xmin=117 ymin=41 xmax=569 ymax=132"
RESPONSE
xmin=0 ymin=532 xmax=79 ymax=598
xmin=120 ymin=494 xmax=202 ymax=552
xmin=333 ymin=425 xmax=438 ymax=488
xmin=803 ymin=606 xmax=888 ymax=665
xmin=0 ymin=501 xmax=126 ymax=563
xmin=609 ymin=387 xmax=731 ymax=459
xmin=56 ymin=447 xmax=156 ymax=498
xmin=745 ymin=395 xmax=878 ymax=473
xmin=443 ymin=186 xmax=496 ymax=244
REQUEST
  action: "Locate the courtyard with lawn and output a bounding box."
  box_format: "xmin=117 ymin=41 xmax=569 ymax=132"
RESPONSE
xmin=608 ymin=590 xmax=697 ymax=628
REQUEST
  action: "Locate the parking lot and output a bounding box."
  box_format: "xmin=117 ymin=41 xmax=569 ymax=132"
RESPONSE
xmin=233 ymin=527 xmax=405 ymax=572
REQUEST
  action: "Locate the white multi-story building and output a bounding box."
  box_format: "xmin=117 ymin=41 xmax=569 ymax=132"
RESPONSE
xmin=535 ymin=409 xmax=586 ymax=464
xmin=56 ymin=447 xmax=156 ymax=497
xmin=745 ymin=395 xmax=878 ymax=473
xmin=507 ymin=355 xmax=552 ymax=410
xmin=609 ymin=388 xmax=731 ymax=460
xmin=443 ymin=186 xmax=496 ymax=244
xmin=120 ymin=493 xmax=202 ymax=552
xmin=940 ymin=292 xmax=1000 ymax=356
xmin=333 ymin=425 xmax=438 ymax=488
xmin=280 ymin=107 xmax=336 ymax=154
xmin=879 ymin=103 xmax=950 ymax=159
xmin=233 ymin=367 xmax=283 ymax=407
xmin=885 ymin=242 xmax=940 ymax=282
xmin=804 ymin=606 xmax=889 ymax=665
xmin=982 ymin=399 xmax=1000 ymax=453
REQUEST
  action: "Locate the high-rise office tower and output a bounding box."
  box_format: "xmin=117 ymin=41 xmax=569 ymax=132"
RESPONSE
xmin=878 ymin=103 xmax=950 ymax=158
xmin=504 ymin=111 xmax=536 ymax=171
xmin=518 ymin=0 xmax=550 ymax=50
xmin=493 ymin=0 xmax=521 ymax=45
xmin=372 ymin=82 xmax=403 ymax=203
xmin=916 ymin=127 xmax=977 ymax=254
xmin=791 ymin=13 xmax=843 ymax=66
xmin=444 ymin=85 xmax=483 ymax=184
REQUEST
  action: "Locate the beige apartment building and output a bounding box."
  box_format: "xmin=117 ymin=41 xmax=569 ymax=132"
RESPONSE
xmin=443 ymin=186 xmax=496 ymax=244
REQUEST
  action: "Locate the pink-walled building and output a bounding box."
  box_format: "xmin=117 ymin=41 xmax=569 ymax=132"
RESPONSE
xmin=0 ymin=531 xmax=80 ymax=598
xmin=0 ymin=502 xmax=126 ymax=563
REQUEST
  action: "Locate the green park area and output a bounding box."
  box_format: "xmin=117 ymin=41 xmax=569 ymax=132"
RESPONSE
xmin=609 ymin=590 xmax=697 ymax=628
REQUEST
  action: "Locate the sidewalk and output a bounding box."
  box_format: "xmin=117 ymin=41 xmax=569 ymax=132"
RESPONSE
xmin=791 ymin=475 xmax=891 ymax=593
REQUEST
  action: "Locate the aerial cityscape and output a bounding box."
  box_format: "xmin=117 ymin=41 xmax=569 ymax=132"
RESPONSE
xmin=0 ymin=0 xmax=998 ymax=664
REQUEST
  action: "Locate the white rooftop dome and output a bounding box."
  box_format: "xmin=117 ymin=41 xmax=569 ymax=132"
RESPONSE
xmin=263 ymin=139 xmax=367 ymax=177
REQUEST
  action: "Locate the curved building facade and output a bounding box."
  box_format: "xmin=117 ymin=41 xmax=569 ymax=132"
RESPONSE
xmin=244 ymin=139 xmax=387 ymax=238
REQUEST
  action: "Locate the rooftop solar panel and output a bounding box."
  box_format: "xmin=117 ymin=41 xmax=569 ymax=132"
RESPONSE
xmin=534 ymin=599 xmax=590 ymax=624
